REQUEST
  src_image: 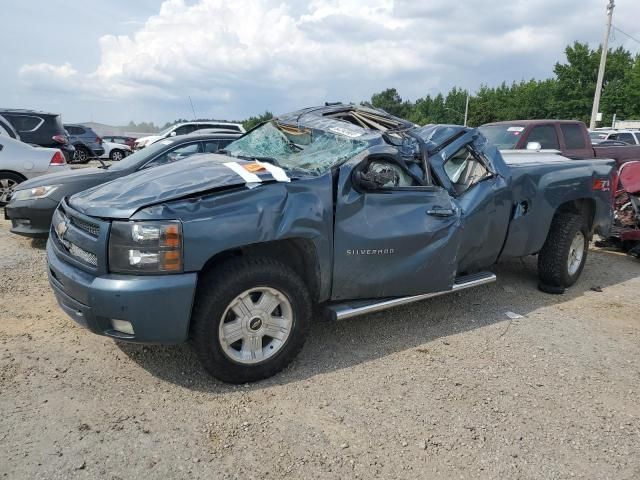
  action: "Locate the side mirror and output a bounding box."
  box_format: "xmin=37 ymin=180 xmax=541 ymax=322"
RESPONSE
xmin=526 ymin=141 xmax=542 ymax=150
xmin=169 ymin=131 xmax=177 ymax=137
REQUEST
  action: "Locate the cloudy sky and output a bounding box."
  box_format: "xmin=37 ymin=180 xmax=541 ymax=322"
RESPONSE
xmin=2 ymin=0 xmax=639 ymax=126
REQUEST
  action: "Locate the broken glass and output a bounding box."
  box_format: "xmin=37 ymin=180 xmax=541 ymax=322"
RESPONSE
xmin=226 ymin=122 xmax=369 ymax=175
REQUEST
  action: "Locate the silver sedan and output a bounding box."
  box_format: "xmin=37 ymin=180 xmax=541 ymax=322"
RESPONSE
xmin=0 ymin=135 xmax=70 ymax=206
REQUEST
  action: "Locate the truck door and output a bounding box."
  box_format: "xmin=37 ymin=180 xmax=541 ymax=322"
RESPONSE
xmin=331 ymin=155 xmax=462 ymax=301
xmin=429 ymin=137 xmax=512 ymax=274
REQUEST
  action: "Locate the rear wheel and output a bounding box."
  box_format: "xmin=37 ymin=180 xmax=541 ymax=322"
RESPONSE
xmin=537 ymin=213 xmax=589 ymax=294
xmin=192 ymin=257 xmax=312 ymax=383
xmin=72 ymin=147 xmax=90 ymax=164
xmin=0 ymin=172 xmax=24 ymax=206
xmin=109 ymin=149 xmax=124 ymax=161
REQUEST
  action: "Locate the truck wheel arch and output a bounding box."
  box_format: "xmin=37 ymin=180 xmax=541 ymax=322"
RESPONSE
xmin=197 ymin=238 xmax=324 ymax=303
xmin=555 ymin=198 xmax=596 ymax=235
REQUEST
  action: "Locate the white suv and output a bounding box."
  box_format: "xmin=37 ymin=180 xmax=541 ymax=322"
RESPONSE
xmin=590 ymin=129 xmax=640 ymax=145
xmin=134 ymin=121 xmax=245 ymax=149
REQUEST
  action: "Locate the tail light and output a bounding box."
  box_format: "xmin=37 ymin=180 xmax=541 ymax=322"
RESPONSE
xmin=52 ymin=134 xmax=68 ymax=144
xmin=96 ymin=136 xmax=103 ymax=145
xmin=50 ymin=151 xmax=66 ymax=165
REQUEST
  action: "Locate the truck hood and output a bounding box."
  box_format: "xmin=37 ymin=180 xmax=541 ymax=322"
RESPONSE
xmin=69 ymin=154 xmax=279 ymax=218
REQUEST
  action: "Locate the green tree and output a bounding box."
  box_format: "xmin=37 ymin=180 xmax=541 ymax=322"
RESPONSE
xmin=242 ymin=111 xmax=273 ymax=131
xmin=370 ymin=88 xmax=407 ymax=117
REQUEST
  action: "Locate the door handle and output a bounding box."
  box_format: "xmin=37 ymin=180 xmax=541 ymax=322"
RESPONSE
xmin=427 ymin=207 xmax=455 ymax=217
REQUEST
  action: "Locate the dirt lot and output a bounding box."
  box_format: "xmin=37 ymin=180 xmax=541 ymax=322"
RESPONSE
xmin=1 ymin=216 xmax=639 ymax=480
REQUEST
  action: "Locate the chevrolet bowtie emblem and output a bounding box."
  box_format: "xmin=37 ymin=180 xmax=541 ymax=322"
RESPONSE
xmin=56 ymin=219 xmax=69 ymax=239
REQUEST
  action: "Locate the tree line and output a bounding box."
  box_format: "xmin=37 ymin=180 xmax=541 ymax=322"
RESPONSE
xmin=369 ymin=42 xmax=640 ymax=127
xmin=123 ymin=41 xmax=639 ymax=132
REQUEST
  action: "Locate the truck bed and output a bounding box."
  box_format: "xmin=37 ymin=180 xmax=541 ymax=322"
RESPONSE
xmin=497 ymin=150 xmax=616 ymax=260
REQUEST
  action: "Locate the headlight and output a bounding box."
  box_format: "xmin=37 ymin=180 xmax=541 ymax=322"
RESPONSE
xmin=108 ymin=220 xmax=183 ymax=274
xmin=11 ymin=185 xmax=60 ymax=201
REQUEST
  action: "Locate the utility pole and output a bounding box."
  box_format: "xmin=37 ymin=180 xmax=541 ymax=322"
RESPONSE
xmin=188 ymin=96 xmax=197 ymax=120
xmin=463 ymin=93 xmax=469 ymax=127
xmin=590 ymin=0 xmax=615 ymax=130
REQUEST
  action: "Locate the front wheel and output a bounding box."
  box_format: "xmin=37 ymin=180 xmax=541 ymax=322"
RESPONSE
xmin=537 ymin=213 xmax=589 ymax=294
xmin=191 ymin=257 xmax=312 ymax=383
xmin=0 ymin=172 xmax=24 ymax=206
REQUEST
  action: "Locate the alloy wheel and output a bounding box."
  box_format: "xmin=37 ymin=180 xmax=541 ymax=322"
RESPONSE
xmin=0 ymin=177 xmax=19 ymax=204
xmin=567 ymin=231 xmax=585 ymax=276
xmin=218 ymin=287 xmax=293 ymax=365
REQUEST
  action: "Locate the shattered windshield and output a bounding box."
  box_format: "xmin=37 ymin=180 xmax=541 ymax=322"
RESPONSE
xmin=225 ymin=121 xmax=369 ymax=175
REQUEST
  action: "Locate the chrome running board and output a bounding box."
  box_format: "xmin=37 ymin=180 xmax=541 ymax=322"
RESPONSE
xmin=325 ymin=272 xmax=496 ymax=321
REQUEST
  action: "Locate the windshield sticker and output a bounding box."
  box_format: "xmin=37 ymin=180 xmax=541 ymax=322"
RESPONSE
xmin=507 ymin=127 xmax=525 ymax=132
xmin=329 ymin=126 xmax=364 ymax=138
xmin=160 ymin=140 xmax=173 ymax=145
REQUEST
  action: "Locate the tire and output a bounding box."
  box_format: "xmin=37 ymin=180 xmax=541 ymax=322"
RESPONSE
xmin=109 ymin=149 xmax=124 ymax=161
xmin=191 ymin=257 xmax=312 ymax=383
xmin=537 ymin=213 xmax=589 ymax=294
xmin=72 ymin=147 xmax=90 ymax=164
xmin=0 ymin=172 xmax=25 ymax=206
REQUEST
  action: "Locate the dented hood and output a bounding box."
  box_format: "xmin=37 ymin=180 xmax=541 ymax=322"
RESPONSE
xmin=69 ymin=153 xmax=277 ymax=219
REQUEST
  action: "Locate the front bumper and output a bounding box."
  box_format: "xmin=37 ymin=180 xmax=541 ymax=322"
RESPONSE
xmin=5 ymin=197 xmax=58 ymax=237
xmin=47 ymin=239 xmax=197 ymax=344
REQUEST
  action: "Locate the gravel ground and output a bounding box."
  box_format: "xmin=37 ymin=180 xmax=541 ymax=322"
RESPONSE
xmin=1 ymin=215 xmax=639 ymax=479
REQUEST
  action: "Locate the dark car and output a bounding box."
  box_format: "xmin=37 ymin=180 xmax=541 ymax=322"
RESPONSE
xmin=0 ymin=109 xmax=75 ymax=161
xmin=0 ymin=114 xmax=20 ymax=140
xmin=64 ymin=124 xmax=105 ymax=163
xmin=6 ymin=132 xmax=240 ymax=237
xmin=44 ymin=104 xmax=616 ymax=383
xmin=479 ymin=120 xmax=640 ymax=166
xmin=102 ymin=135 xmax=136 ymax=149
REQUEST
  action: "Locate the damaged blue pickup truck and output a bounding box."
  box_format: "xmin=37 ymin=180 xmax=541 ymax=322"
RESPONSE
xmin=47 ymin=104 xmax=616 ymax=383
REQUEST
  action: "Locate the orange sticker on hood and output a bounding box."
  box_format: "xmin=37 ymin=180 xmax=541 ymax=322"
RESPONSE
xmin=243 ymin=163 xmax=266 ymax=173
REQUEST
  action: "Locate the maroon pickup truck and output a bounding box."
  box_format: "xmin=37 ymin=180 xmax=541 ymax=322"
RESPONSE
xmin=479 ymin=120 xmax=640 ymax=166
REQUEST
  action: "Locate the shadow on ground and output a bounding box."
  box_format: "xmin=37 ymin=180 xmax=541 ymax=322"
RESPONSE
xmin=116 ymin=249 xmax=639 ymax=393
xmin=30 ymin=238 xmax=47 ymax=250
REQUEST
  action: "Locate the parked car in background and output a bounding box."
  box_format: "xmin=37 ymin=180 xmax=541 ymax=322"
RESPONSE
xmin=100 ymin=141 xmax=131 ymax=161
xmin=188 ymin=128 xmax=245 ymax=136
xmin=0 ymin=114 xmax=21 ymax=140
xmin=134 ymin=121 xmax=245 ymax=149
xmin=6 ymin=131 xmax=241 ymax=236
xmin=479 ymin=120 xmax=640 ymax=166
xmin=102 ymin=135 xmax=136 ymax=149
xmin=44 ymin=104 xmax=616 ymax=383
xmin=0 ymin=109 xmax=75 ymax=161
xmin=64 ymin=124 xmax=105 ymax=163
xmin=589 ymin=129 xmax=640 ymax=145
xmin=0 ymin=135 xmax=68 ymax=206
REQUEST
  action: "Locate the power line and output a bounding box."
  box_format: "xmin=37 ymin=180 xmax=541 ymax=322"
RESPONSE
xmin=612 ymin=26 xmax=640 ymax=46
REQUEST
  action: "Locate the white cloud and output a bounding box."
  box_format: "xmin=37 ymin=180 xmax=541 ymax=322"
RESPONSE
xmin=17 ymin=0 xmax=640 ymax=120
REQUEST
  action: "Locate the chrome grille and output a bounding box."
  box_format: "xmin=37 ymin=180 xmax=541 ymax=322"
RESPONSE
xmin=68 ymin=242 xmax=98 ymax=266
xmin=52 ymin=203 xmax=103 ymax=270
xmin=71 ymin=216 xmax=100 ymax=237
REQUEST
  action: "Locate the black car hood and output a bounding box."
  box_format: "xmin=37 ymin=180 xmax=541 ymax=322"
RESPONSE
xmin=16 ymin=167 xmax=109 ymax=190
xmin=69 ymin=154 xmax=278 ymax=218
